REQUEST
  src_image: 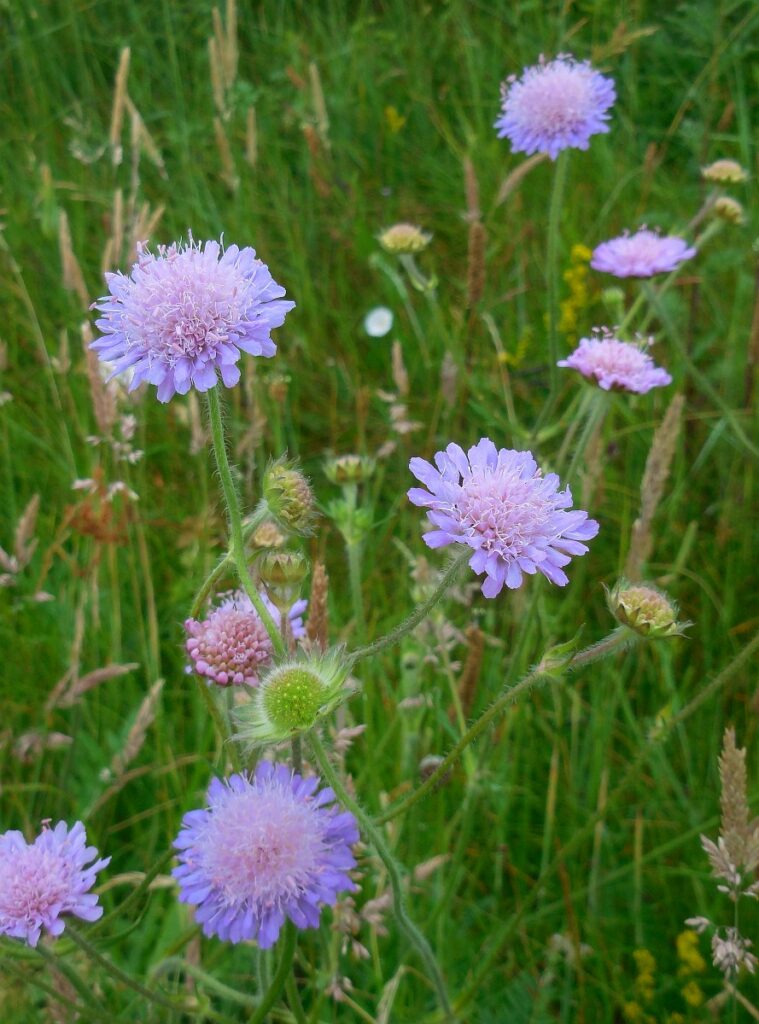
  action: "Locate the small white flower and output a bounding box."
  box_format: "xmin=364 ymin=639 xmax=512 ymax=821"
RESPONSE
xmin=363 ymin=306 xmax=394 ymax=338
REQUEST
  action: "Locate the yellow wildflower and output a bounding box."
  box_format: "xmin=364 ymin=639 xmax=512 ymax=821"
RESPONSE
xmin=681 ymin=979 xmax=704 ymax=1007
xmin=676 ymin=930 xmax=707 ymax=976
xmin=559 ymin=244 xmax=593 ymax=340
xmin=633 ymin=948 xmax=656 ymax=1004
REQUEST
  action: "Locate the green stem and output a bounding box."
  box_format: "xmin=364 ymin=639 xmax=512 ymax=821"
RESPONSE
xmin=34 ymin=939 xmax=109 ymax=1016
xmin=546 ymin=151 xmax=569 ymax=395
xmin=206 ymin=388 xmax=285 ymax=656
xmin=350 ymin=550 xmax=469 ymax=664
xmin=377 ymin=629 xmax=631 ymax=825
xmin=151 ymin=957 xmax=260 ymax=1008
xmin=92 ymin=848 xmax=174 ymax=935
xmin=564 ymin=391 xmax=609 ymax=483
xmin=66 ymin=923 xmax=185 ymax=1013
xmin=248 ymin=923 xmax=297 ymax=1024
xmin=346 ymin=539 xmax=366 ymax=644
xmin=308 ymin=732 xmax=456 ymax=1022
xmin=285 ymin=972 xmax=308 ymax=1024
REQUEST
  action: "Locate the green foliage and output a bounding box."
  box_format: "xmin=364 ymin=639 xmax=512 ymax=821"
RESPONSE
xmin=0 ymin=0 xmax=758 ymax=1020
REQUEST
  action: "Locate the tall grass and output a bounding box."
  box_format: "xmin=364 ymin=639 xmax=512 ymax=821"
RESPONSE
xmin=0 ymin=0 xmax=757 ymax=1020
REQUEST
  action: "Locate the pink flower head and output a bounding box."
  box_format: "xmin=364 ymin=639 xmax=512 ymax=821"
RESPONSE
xmin=173 ymin=763 xmax=359 ymax=946
xmin=495 ymin=54 xmax=615 ymax=160
xmin=0 ymin=821 xmax=110 ymax=947
xmin=91 ymin=237 xmax=295 ymax=402
xmin=408 ymin=439 xmax=599 ymax=597
xmin=591 ymin=228 xmax=696 ymax=278
xmin=185 ymin=590 xmax=307 ymax=687
xmin=558 ymin=331 xmax=672 ymax=393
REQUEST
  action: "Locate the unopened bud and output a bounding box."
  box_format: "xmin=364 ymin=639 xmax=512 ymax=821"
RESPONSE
xmin=263 ymin=459 xmax=317 ymax=535
xmin=233 ymin=650 xmax=352 ymax=745
xmin=713 ymin=196 xmax=745 ymax=225
xmin=419 ymin=754 xmax=452 ymax=786
xmin=324 ymin=454 xmax=376 ymax=486
xmin=258 ymin=550 xmax=309 ymax=600
xmin=702 ymin=159 xmax=748 ymax=184
xmin=251 ymin=520 xmax=286 ymax=549
xmin=607 ymin=580 xmax=689 ymax=638
xmin=378 ymin=223 xmax=432 ymax=255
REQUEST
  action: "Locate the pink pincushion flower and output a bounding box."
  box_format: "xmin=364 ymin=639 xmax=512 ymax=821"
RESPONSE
xmin=495 ymin=54 xmax=615 ymax=160
xmin=408 ymin=438 xmax=599 ymax=597
xmin=173 ymin=762 xmax=359 ymax=947
xmin=185 ymin=590 xmax=307 ymax=687
xmin=0 ymin=821 xmax=110 ymax=947
xmin=558 ymin=332 xmax=672 ymax=393
xmin=591 ymin=229 xmax=696 ymax=278
xmin=91 ymin=237 xmax=294 ymax=402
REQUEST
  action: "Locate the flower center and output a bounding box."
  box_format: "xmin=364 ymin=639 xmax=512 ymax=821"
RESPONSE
xmin=456 ymin=469 xmax=553 ymax=557
xmin=197 ymin=787 xmax=324 ymax=908
xmin=0 ymin=847 xmax=70 ymax=921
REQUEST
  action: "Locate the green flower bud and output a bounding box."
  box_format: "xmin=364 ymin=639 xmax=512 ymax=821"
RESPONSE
xmin=378 ymin=223 xmax=432 ymax=255
xmin=712 ymin=196 xmax=745 ymax=225
xmin=324 ymin=454 xmax=376 ymax=486
xmin=702 ymin=159 xmax=748 ymax=184
xmin=607 ymin=580 xmax=690 ymax=638
xmin=263 ymin=458 xmax=317 ymax=535
xmin=233 ymin=650 xmax=353 ymax=746
xmin=258 ymin=550 xmax=309 ymax=610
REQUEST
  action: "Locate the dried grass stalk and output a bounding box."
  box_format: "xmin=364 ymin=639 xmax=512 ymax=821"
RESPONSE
xmin=391 ymin=340 xmax=409 ymax=397
xmin=464 ymin=156 xmax=480 ymax=222
xmin=309 ymin=61 xmax=330 ymax=148
xmin=245 ymin=105 xmax=258 ymax=167
xmin=55 ymin=662 xmax=140 ymax=709
xmin=719 ymin=727 xmax=751 ymax=867
xmin=466 ymin=221 xmax=486 ymax=308
xmin=82 ymin=321 xmax=118 ymax=436
xmin=14 ymin=494 xmax=40 ymax=568
xmin=625 ymin=392 xmax=684 ymax=580
xmin=457 ymin=624 xmax=485 ymax=719
xmin=58 ymin=210 xmax=89 ymax=310
xmin=109 ymin=679 xmax=164 ymax=779
xmin=306 ymin=562 xmax=329 ymax=650
xmin=109 ymin=47 xmax=131 ymax=165
xmin=494 ymin=153 xmax=547 ymax=207
xmin=214 ymin=116 xmax=239 ymax=193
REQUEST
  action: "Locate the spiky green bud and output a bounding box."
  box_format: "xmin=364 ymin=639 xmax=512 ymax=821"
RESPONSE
xmin=607 ymin=580 xmax=690 ymax=638
xmin=263 ymin=458 xmax=317 ymax=535
xmin=324 ymin=454 xmax=376 ymax=486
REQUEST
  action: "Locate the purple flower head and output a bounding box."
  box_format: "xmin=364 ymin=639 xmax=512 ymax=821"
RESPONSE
xmin=91 ymin=237 xmax=295 ymax=402
xmin=591 ymin=229 xmax=696 ymax=278
xmin=495 ymin=54 xmax=615 ymax=160
xmin=185 ymin=590 xmax=307 ymax=688
xmin=558 ymin=331 xmax=672 ymax=394
xmin=408 ymin=439 xmax=599 ymax=597
xmin=0 ymin=821 xmax=110 ymax=947
xmin=173 ymin=763 xmax=359 ymax=947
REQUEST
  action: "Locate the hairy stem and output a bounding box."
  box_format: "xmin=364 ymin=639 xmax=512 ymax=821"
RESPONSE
xmin=66 ymin=923 xmax=185 ymax=1013
xmin=309 ymin=731 xmax=456 ymax=1022
xmin=247 ymin=923 xmax=297 ymax=1024
xmin=350 ymin=550 xmax=469 ymax=664
xmin=378 ymin=629 xmax=631 ymax=825
xmin=151 ymin=957 xmax=260 ymax=1007
xmin=546 ymin=150 xmax=569 ymax=395
xmin=206 ymin=388 xmax=285 ymax=656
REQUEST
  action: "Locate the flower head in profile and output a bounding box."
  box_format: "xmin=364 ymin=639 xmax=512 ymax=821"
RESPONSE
xmin=558 ymin=331 xmax=672 ymax=393
xmin=91 ymin=237 xmax=295 ymax=402
xmin=0 ymin=821 xmax=110 ymax=947
xmin=702 ymin=159 xmax=748 ymax=184
xmin=408 ymin=439 xmax=599 ymax=597
xmin=378 ymin=223 xmax=432 ymax=255
xmin=591 ymin=229 xmax=696 ymax=278
xmin=185 ymin=590 xmax=307 ymax=687
xmin=173 ymin=763 xmax=359 ymax=947
xmin=495 ymin=54 xmax=615 ymax=160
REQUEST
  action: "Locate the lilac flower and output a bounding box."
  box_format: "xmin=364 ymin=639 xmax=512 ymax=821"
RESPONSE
xmin=0 ymin=821 xmax=110 ymax=947
xmin=91 ymin=238 xmax=294 ymax=402
xmin=558 ymin=332 xmax=672 ymax=393
xmin=185 ymin=590 xmax=307 ymax=687
xmin=591 ymin=229 xmax=696 ymax=278
xmin=173 ymin=763 xmax=359 ymax=946
xmin=408 ymin=439 xmax=599 ymax=597
xmin=495 ymin=54 xmax=615 ymax=160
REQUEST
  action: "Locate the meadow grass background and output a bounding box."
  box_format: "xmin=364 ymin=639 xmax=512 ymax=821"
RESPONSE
xmin=1 ymin=0 xmax=758 ymax=1020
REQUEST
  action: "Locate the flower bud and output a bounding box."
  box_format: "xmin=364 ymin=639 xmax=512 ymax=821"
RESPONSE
xmin=324 ymin=454 xmax=376 ymax=486
xmin=251 ymin=520 xmax=286 ymax=549
xmin=702 ymin=159 xmax=748 ymax=184
xmin=378 ymin=223 xmax=432 ymax=255
xmin=607 ymin=580 xmax=689 ymax=638
xmin=263 ymin=458 xmax=317 ymax=535
xmin=233 ymin=650 xmax=353 ymax=745
xmin=258 ymin=550 xmax=309 ymax=590
xmin=712 ymin=196 xmax=745 ymax=225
